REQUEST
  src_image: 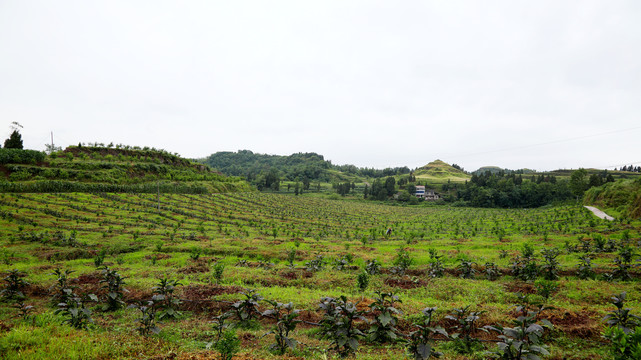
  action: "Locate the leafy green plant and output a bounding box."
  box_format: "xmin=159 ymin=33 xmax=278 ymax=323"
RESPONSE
xmin=511 ymin=256 xmax=539 ymax=282
xmin=318 ymin=295 xmax=367 ymax=357
xmin=261 ymin=300 xmax=301 ymax=354
xmin=305 ymin=254 xmax=325 ymax=272
xmin=231 ymin=289 xmax=263 ymax=327
xmin=540 ymin=248 xmax=560 ymax=280
xmin=212 ymin=330 xmax=240 ymax=360
xmin=212 ymin=263 xmax=225 ymax=285
xmin=603 ymin=326 xmax=641 ymax=360
xmin=611 ymin=247 xmax=636 ymax=281
xmin=577 ymin=255 xmax=596 ymax=280
xmin=152 ymin=277 xmax=182 ymax=320
xmin=13 ymin=300 xmax=34 ymax=320
xmin=286 ymin=248 xmax=296 ymax=268
xmin=407 ymin=307 xmax=447 ymax=359
xmin=129 ymin=299 xmax=160 ymax=336
xmin=484 ymin=262 xmax=500 ymax=281
xmin=93 ymin=250 xmax=106 ymax=267
xmin=534 ymin=280 xmax=558 ymax=302
xmin=428 ymin=253 xmax=445 ymax=278
xmin=333 ymin=254 xmax=353 ymax=271
xmin=445 ymin=305 xmax=486 ymax=354
xmin=365 ymin=259 xmax=382 ymax=275
xmin=485 ymin=306 xmax=552 ymax=359
xmin=603 ymin=292 xmax=641 ymax=333
xmin=0 ymin=269 xmax=29 ymax=301
xmin=357 ymin=272 xmax=369 ymax=292
xmin=521 ymin=243 xmax=535 ymax=258
xmin=208 ymin=311 xmax=233 ymax=345
xmin=392 ymin=248 xmax=414 ymax=274
xmin=49 ymin=268 xmax=75 ymax=306
xmin=367 ymin=291 xmax=403 ymax=343
xmin=189 ymin=247 xmax=201 ymax=261
xmin=54 ymin=292 xmax=98 ymax=329
xmin=99 ymin=266 xmax=128 ymax=311
xmin=457 ymin=259 xmax=476 ymax=279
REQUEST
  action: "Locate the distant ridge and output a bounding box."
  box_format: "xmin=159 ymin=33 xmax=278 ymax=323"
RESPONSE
xmin=473 ymin=166 xmax=536 ymax=175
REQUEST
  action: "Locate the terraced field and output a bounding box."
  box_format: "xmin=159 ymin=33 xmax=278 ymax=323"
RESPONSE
xmin=0 ymin=192 xmax=639 ymax=359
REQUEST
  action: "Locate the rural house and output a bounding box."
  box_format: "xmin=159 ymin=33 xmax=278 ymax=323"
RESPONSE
xmin=415 ymin=185 xmax=440 ymax=200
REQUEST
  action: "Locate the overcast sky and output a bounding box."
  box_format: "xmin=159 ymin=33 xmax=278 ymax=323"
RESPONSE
xmin=1 ymin=1 xmax=640 ymax=172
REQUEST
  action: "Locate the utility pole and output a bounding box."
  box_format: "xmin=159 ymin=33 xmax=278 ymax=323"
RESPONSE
xmin=51 ymin=132 xmax=54 ymax=150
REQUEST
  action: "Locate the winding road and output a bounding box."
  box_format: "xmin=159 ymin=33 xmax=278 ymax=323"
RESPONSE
xmin=584 ymin=206 xmax=615 ymax=221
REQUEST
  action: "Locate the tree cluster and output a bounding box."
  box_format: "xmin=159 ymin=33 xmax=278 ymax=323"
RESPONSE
xmin=616 ymin=165 xmax=641 ymax=173
xmin=458 ymin=171 xmax=574 ymax=208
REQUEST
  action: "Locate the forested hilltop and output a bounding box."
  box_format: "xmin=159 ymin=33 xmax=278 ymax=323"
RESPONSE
xmin=201 ymin=150 xmax=411 ymax=188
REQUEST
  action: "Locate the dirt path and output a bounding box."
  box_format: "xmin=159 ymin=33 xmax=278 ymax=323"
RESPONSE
xmin=584 ymin=206 xmax=615 ymax=221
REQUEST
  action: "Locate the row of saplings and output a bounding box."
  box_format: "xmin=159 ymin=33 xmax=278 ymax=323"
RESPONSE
xmin=305 ymin=240 xmax=639 ymax=285
xmin=1 ymin=267 xmax=638 ymax=359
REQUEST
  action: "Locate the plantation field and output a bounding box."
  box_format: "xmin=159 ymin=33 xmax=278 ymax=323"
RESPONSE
xmin=0 ymin=192 xmax=640 ymax=359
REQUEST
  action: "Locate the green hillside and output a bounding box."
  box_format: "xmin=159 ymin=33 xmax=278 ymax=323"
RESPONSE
xmin=0 ymin=146 xmax=251 ymax=193
xmin=584 ymin=178 xmax=641 ymax=218
xmin=414 ymin=159 xmax=471 ymax=183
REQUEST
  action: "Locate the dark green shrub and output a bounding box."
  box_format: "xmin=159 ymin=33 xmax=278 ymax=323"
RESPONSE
xmin=129 ymin=299 xmax=160 ymax=336
xmin=365 ymin=259 xmax=382 ymax=275
xmin=55 ymin=293 xmax=98 ymax=329
xmin=483 ymin=262 xmax=500 ymax=281
xmin=407 ymin=307 xmax=447 ymax=359
xmin=99 ymin=266 xmax=128 ymax=311
xmin=485 ymin=307 xmax=552 ymax=359
xmin=231 ymin=289 xmax=263 ymax=327
xmin=457 ymin=259 xmax=476 ymax=279
xmin=1 ymin=269 xmax=29 ymax=301
xmin=392 ymin=248 xmax=414 ymax=274
xmin=213 ymin=330 xmax=240 ymax=360
xmin=367 ymin=291 xmax=403 ymax=343
xmin=603 ymin=292 xmax=641 ymax=333
xmin=445 ymin=305 xmax=486 ymax=354
xmin=305 ymin=254 xmax=325 ymax=272
xmin=212 ymin=263 xmax=225 ymax=285
xmin=261 ymin=300 xmax=301 ymax=354
xmin=535 ymin=280 xmax=558 ymax=302
xmin=540 ymin=248 xmax=560 ymax=280
xmin=577 ymin=256 xmax=596 ymax=280
xmin=318 ymin=295 xmax=366 ymax=357
xmin=604 ymin=326 xmax=641 ymax=360
xmin=612 ymin=247 xmax=636 ymax=281
xmin=152 ymin=277 xmax=182 ymax=320
xmin=357 ymin=272 xmax=369 ymax=292
xmin=49 ymin=268 xmax=74 ymax=306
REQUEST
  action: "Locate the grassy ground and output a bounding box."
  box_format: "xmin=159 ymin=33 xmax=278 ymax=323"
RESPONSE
xmin=0 ymin=192 xmax=639 ymax=359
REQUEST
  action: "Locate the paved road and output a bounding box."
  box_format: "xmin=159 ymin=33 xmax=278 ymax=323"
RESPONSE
xmin=584 ymin=206 xmax=615 ymax=221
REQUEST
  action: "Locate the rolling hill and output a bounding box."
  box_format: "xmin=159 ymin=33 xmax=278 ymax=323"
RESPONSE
xmin=0 ymin=145 xmax=251 ymax=193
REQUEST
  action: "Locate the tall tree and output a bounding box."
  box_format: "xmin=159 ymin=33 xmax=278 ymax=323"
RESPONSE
xmin=4 ymin=130 xmax=23 ymax=149
xmin=569 ymin=169 xmax=588 ymax=198
xmin=4 ymin=122 xmax=24 ymax=149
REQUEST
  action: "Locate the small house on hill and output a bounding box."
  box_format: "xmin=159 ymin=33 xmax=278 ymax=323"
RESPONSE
xmin=415 ymin=185 xmax=440 ymax=200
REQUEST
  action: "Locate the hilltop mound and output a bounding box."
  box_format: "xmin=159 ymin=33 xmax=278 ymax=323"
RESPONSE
xmin=414 ymin=160 xmax=470 ymax=183
xmin=0 ymin=145 xmax=251 ymax=193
